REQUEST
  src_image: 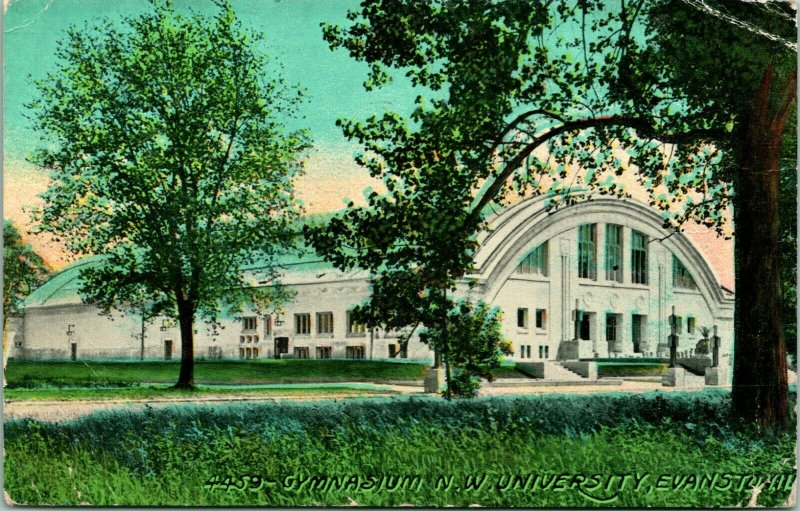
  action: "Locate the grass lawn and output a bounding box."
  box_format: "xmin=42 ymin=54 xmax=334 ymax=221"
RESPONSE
xmin=6 ymin=359 xmax=431 ymax=388
xmin=4 ymin=383 xmax=398 ymax=401
xmin=4 ymin=391 xmax=795 ymax=507
xmin=597 ymin=362 xmax=670 ymax=378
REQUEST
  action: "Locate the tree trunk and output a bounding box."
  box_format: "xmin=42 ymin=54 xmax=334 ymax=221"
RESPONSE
xmin=730 ymin=65 xmax=794 ymax=429
xmin=175 ymin=295 xmax=196 ymax=389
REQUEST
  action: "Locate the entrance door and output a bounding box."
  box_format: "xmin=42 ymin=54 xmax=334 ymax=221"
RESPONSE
xmin=70 ymin=343 xmax=77 ymax=361
xmin=274 ymin=337 xmax=289 ymax=359
xmin=164 ymin=340 xmax=173 ymax=360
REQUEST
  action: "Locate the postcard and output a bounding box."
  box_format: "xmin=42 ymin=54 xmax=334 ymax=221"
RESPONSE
xmin=3 ymin=0 xmax=796 ymax=507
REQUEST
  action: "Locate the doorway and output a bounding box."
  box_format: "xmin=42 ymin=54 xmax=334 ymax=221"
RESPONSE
xmin=164 ymin=340 xmax=173 ymax=360
xmin=274 ymin=337 xmax=289 ymax=359
xmin=70 ymin=342 xmax=77 ymax=361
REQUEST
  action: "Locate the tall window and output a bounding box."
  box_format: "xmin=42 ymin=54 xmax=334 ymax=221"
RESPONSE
xmin=672 ymin=256 xmax=698 ymax=290
xmin=517 ymin=308 xmax=529 ymax=329
xmin=347 ymin=312 xmax=367 ymax=336
xmin=605 ymin=224 xmax=623 ymax=282
xmin=631 ymin=230 xmax=648 ymax=284
xmin=517 ymin=242 xmax=548 ymax=276
xmin=263 ymin=315 xmax=272 ymax=336
xmin=295 ymin=313 xmax=311 ymax=335
xmin=294 ymin=347 xmax=309 ymax=359
xmin=317 ymin=312 xmax=334 ymax=334
xmin=606 ymin=314 xmax=619 ymax=342
xmin=535 ymin=309 xmax=547 ymax=329
xmin=578 ymin=224 xmax=597 ymax=280
xmin=316 ymin=346 xmax=332 ymax=359
xmin=242 ymin=316 xmax=257 ymax=331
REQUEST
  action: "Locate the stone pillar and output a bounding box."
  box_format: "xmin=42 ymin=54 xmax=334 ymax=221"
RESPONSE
xmin=423 ymin=366 xmax=445 ymax=393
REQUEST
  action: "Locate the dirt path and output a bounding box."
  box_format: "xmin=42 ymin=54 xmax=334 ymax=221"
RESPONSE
xmin=8 ymin=371 xmax=791 ymax=423
xmin=3 ymin=389 xmax=419 ymax=422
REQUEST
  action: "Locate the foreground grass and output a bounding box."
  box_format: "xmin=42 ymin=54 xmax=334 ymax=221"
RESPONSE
xmin=4 ymin=384 xmax=397 ymax=401
xmin=6 ymin=359 xmax=430 ymax=388
xmin=5 ymin=391 xmax=795 ymax=507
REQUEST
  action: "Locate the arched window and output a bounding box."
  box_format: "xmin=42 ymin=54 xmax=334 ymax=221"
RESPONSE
xmin=672 ymin=255 xmax=698 ymax=290
xmin=517 ymin=241 xmax=548 ymax=276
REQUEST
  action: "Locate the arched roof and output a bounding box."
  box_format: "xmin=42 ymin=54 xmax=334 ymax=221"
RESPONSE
xmin=471 ymin=194 xmax=733 ymax=313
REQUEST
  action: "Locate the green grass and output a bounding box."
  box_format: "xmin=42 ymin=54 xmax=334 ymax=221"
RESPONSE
xmin=6 ymin=359 xmax=430 ymax=388
xmin=4 ymin=383 xmax=398 ymax=401
xmin=4 ymin=392 xmax=795 ymax=507
xmin=598 ymin=362 xmax=669 ymax=378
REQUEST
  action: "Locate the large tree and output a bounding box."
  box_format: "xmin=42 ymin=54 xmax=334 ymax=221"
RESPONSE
xmin=30 ymin=0 xmax=310 ymax=387
xmin=309 ymin=0 xmax=795 ymax=426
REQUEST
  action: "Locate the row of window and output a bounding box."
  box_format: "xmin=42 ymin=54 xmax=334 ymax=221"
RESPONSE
xmin=517 ymin=308 xmax=547 ymax=330
xmin=574 ymin=311 xmax=697 ymax=345
xmin=241 ymin=312 xmax=368 ymax=336
xmin=518 ymin=344 xmax=550 ymax=359
xmin=237 ymin=345 xmax=368 ymax=360
xmin=516 ymin=226 xmax=698 ymax=290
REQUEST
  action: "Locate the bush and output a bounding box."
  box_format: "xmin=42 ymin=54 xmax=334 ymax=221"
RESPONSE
xmin=445 ymin=370 xmax=481 ymax=398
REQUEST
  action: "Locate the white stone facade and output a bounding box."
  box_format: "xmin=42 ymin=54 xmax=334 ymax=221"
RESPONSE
xmin=9 ymin=196 xmax=734 ymax=364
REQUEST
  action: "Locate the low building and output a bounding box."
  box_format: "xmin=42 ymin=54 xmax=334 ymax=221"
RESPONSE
xmin=7 ymin=195 xmax=734 ymax=365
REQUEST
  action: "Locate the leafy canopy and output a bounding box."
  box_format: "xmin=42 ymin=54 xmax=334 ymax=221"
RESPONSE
xmin=29 ymin=0 xmax=310 ymax=319
xmin=3 ymin=220 xmax=48 ymax=320
xmin=308 ymin=0 xmax=794 ymax=335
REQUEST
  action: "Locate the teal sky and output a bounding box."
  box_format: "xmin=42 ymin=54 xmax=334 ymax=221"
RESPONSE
xmin=4 ymin=0 xmax=414 ymax=164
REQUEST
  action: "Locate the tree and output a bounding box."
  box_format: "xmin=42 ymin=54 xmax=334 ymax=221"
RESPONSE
xmin=420 ymin=300 xmax=512 ymax=398
xmin=3 ymin=220 xmax=49 ymax=375
xmin=310 ymin=0 xmax=795 ymax=426
xmin=3 ymin=220 xmax=48 ymax=330
xmin=29 ymin=0 xmax=310 ymax=388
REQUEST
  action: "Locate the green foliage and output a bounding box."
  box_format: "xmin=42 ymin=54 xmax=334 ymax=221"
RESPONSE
xmin=312 ymin=0 xmax=796 ymax=426
xmin=5 ymin=392 xmax=796 ymax=506
xmin=3 ymin=220 xmax=48 ymax=322
xmin=5 ymin=359 xmax=430 ymax=388
xmin=419 ymin=300 xmax=511 ymax=397
xmin=28 ymin=0 xmax=310 ymax=384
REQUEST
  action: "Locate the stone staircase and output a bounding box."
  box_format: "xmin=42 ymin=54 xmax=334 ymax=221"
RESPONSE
xmin=516 ymin=361 xmax=588 ymax=381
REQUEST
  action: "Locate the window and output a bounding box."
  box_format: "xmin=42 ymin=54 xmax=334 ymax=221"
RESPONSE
xmin=346 ymin=346 xmax=365 ymax=359
xmin=239 ymin=347 xmax=245 ymax=359
xmin=535 ymin=309 xmax=547 ymax=329
xmin=578 ymin=224 xmax=597 ymax=279
xmin=631 ymin=230 xmax=648 ymax=284
xmin=517 ymin=241 xmax=548 ymax=276
xmin=672 ymin=256 xmax=698 ymax=290
xmin=253 ymin=336 xmax=259 ymax=344
xmin=317 ymin=312 xmax=334 ymax=334
xmin=606 ymin=314 xmax=619 ymax=342
xmin=294 ymin=347 xmax=309 ymax=359
xmin=632 ymin=314 xmax=646 ymax=353
xmin=520 ymin=345 xmax=532 ymax=359
xmin=245 ymin=347 xmax=252 ymax=359
xmin=576 ymin=311 xmax=594 ymax=341
xmin=517 ymin=308 xmax=529 ymax=329
xmin=687 ymin=317 xmax=696 ymax=335
xmin=240 ymin=336 xmax=245 ymax=344
xmin=263 ymin=315 xmax=272 ymax=336
xmin=670 ymin=315 xmax=683 ymax=334
xmin=253 ymin=348 xmax=259 ymax=358
xmin=316 ymin=346 xmax=332 ymax=359
xmin=246 ymin=335 xmax=252 ymax=344
xmin=242 ymin=316 xmax=257 ymax=331
xmin=605 ymin=224 xmax=623 ymax=282
xmin=347 ymin=312 xmax=367 ymax=336
xmin=295 ymin=313 xmax=311 ymax=335
xmin=538 ymin=346 xmax=543 ymax=359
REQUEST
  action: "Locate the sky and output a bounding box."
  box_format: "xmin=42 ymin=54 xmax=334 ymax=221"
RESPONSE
xmin=2 ymin=0 xmax=734 ymax=288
